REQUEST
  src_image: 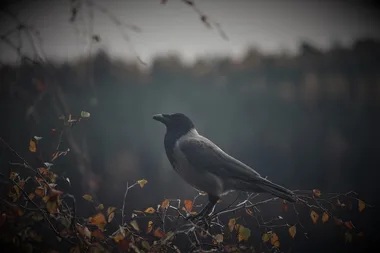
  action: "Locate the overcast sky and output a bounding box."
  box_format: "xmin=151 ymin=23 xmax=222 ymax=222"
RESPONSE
xmin=1 ymin=0 xmax=379 ymax=64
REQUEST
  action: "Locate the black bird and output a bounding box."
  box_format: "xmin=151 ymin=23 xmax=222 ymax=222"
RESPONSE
xmin=153 ymin=113 xmax=297 ymax=220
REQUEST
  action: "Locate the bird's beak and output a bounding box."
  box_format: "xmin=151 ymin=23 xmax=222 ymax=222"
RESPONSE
xmin=152 ymin=114 xmax=170 ymax=125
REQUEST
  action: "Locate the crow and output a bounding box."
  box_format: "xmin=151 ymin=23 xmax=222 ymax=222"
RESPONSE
xmin=153 ymin=113 xmax=297 ymax=220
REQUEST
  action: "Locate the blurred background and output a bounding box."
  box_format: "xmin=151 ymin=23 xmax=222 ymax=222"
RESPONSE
xmin=1 ymin=0 xmax=380 ymax=252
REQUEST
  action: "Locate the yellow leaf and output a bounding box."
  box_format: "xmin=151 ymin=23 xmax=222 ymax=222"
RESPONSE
xmin=147 ymin=221 xmax=153 ymax=233
xmin=161 ymin=199 xmax=170 ymax=209
xmin=184 ymin=200 xmax=193 ymax=212
xmin=228 ymin=218 xmax=236 ymax=232
xmin=130 ymin=220 xmax=140 ymax=232
xmin=262 ymin=233 xmax=270 ymax=243
xmin=322 ymin=212 xmax=329 ymax=223
xmin=113 ymin=231 xmax=125 ymax=243
xmin=29 ymin=139 xmax=37 ymax=152
xmin=310 ymin=210 xmax=319 ymax=224
xmin=107 ymin=207 xmax=116 ymax=223
xmin=313 ymin=189 xmax=321 ymax=197
xmin=237 ymin=224 xmax=251 ymax=242
xmin=144 ymin=207 xmax=156 ymax=214
xmin=137 ymin=179 xmax=148 ymax=188
xmin=95 ymin=204 xmax=104 ymax=211
xmin=288 ymin=225 xmax=296 ymax=239
xmin=215 ymin=234 xmax=223 ymax=243
xmin=82 ymin=194 xmax=93 ymax=202
xmin=358 ymin=199 xmax=366 ymax=212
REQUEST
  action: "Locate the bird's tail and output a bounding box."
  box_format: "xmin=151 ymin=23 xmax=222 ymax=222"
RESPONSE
xmin=254 ymin=178 xmax=297 ymax=202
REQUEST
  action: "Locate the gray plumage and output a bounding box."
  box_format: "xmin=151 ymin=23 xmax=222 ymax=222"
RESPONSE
xmin=153 ymin=113 xmax=296 ymax=219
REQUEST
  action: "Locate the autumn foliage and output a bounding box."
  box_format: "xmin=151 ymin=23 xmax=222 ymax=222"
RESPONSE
xmin=0 ymin=112 xmax=372 ymax=253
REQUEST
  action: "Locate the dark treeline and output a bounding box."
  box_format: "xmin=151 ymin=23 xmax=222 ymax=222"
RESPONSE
xmin=1 ymin=37 xmax=380 ymax=219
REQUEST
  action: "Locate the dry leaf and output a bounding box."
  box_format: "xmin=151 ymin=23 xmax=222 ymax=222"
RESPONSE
xmin=153 ymin=227 xmax=165 ymax=238
xmin=215 ymin=234 xmax=223 ymax=243
xmin=144 ymin=207 xmax=156 ymax=214
xmin=344 ymin=221 xmax=354 ymax=230
xmin=358 ymin=199 xmax=365 ymax=212
xmin=322 ymin=212 xmax=329 ymax=223
xmin=345 ymin=231 xmax=352 ymax=243
xmin=82 ymin=194 xmax=93 ymax=202
xmin=29 ymin=139 xmax=37 ymax=152
xmin=228 ymin=218 xmax=236 ymax=232
xmin=95 ymin=204 xmax=104 ymax=211
xmin=184 ymin=200 xmax=193 ymax=212
xmin=130 ymin=220 xmax=140 ymax=232
xmin=137 ymin=179 xmax=148 ymax=188
xmin=107 ymin=207 xmax=116 ymax=223
xmin=310 ymin=210 xmax=319 ymax=224
xmin=88 ymin=213 xmax=107 ymax=231
xmin=91 ymin=229 xmax=105 ymax=240
xmin=146 ymin=221 xmax=153 ymax=233
xmin=289 ymin=225 xmax=296 ymax=239
xmin=161 ymin=199 xmax=170 ymax=209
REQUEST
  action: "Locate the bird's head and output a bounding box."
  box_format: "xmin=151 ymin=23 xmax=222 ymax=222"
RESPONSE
xmin=153 ymin=113 xmax=195 ymax=134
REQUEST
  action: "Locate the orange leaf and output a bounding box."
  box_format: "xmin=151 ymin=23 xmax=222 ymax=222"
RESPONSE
xmin=322 ymin=212 xmax=329 ymax=223
xmin=38 ymin=167 xmax=49 ymax=176
xmin=91 ymin=229 xmax=105 ymax=240
xmin=161 ymin=199 xmax=170 ymax=209
xmin=344 ymin=221 xmax=355 ymax=230
xmin=35 ymin=186 xmax=45 ymax=197
xmin=310 ymin=210 xmax=319 ymax=224
xmin=88 ymin=213 xmax=107 ymax=229
xmin=184 ymin=200 xmax=193 ymax=212
xmin=334 ymin=217 xmax=343 ymax=226
xmin=288 ymin=225 xmax=296 ymax=239
xmin=153 ymin=227 xmax=166 ymax=238
xmin=144 ymin=207 xmax=156 ymax=214
xmin=29 ymin=139 xmax=37 ymax=152
xmin=358 ymin=199 xmax=366 ymax=212
xmin=271 ymin=232 xmax=279 ymax=245
xmin=228 ymin=218 xmax=236 ymax=232
xmin=46 ymin=195 xmax=59 ymax=214
xmin=147 ymin=220 xmax=153 ymax=233
xmin=246 ymin=208 xmax=253 ymax=216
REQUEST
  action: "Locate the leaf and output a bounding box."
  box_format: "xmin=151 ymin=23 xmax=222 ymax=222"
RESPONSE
xmin=345 ymin=231 xmax=352 ymax=243
xmin=246 ymin=208 xmax=253 ymax=216
xmin=113 ymin=231 xmax=125 ymax=243
xmin=322 ymin=212 xmax=329 ymax=223
xmin=289 ymin=225 xmax=296 ymax=238
xmin=95 ymin=204 xmax=104 ymax=211
xmin=91 ymin=229 xmax=105 ymax=240
xmin=312 ymin=189 xmax=321 ymax=197
xmin=144 ymin=207 xmax=156 ymax=214
xmin=281 ymin=200 xmax=288 ymax=212
xmin=310 ymin=210 xmax=319 ymax=224
xmin=215 ymin=234 xmax=223 ymax=243
xmin=184 ymin=200 xmax=193 ymax=212
xmin=358 ymin=199 xmax=366 ymax=212
xmin=76 ymin=224 xmax=91 ymax=238
xmin=81 ymin=111 xmax=91 ymax=118
xmin=137 ymin=179 xmax=147 ymax=188
xmin=146 ymin=220 xmax=153 ymax=233
xmin=237 ymin=224 xmax=251 ymax=242
xmin=344 ymin=221 xmax=355 ymax=230
xmin=35 ymin=187 xmax=45 ymax=197
xmin=46 ymin=195 xmax=59 ymax=214
xmin=130 ymin=220 xmax=140 ymax=232
xmin=228 ymin=218 xmax=236 ymax=232
xmin=142 ymin=240 xmax=150 ymax=250
xmin=107 ymin=207 xmax=116 ymax=223
xmin=161 ymin=199 xmax=170 ymax=209
xmin=271 ymin=232 xmax=279 ymax=245
xmin=334 ymin=217 xmax=343 ymax=226
xmin=88 ymin=213 xmax=107 ymax=230
xmin=153 ymin=227 xmax=166 ymax=238
xmin=82 ymin=194 xmax=93 ymax=202
xmin=29 ymin=139 xmax=37 ymax=152
xmin=262 ymin=233 xmax=270 ymax=243
xmin=273 ymin=240 xmax=280 ymax=248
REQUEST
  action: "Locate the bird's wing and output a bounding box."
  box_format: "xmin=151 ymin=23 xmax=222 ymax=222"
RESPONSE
xmin=178 ymin=135 xmax=261 ymax=181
